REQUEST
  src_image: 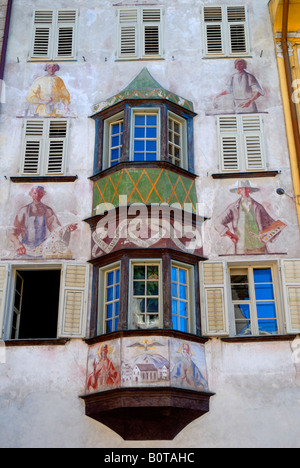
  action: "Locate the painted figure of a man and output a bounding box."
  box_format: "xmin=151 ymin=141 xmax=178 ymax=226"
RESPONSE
xmin=9 ymin=186 xmax=77 ymax=257
xmin=215 ymin=59 xmax=264 ymax=113
xmin=26 ymin=63 xmax=71 ymax=117
xmin=215 ymin=181 xmax=283 ymax=254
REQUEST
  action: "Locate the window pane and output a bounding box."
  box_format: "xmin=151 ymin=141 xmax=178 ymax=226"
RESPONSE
xmin=134 ymin=266 xmax=146 ymax=279
xmin=256 ymin=302 xmax=277 ymax=319
xmin=180 ymin=317 xmax=188 ymax=332
xmin=133 ymin=281 xmax=145 ymax=296
xmin=147 ymin=266 xmax=159 ymax=279
xmin=254 ymin=268 xmax=273 ymax=283
xmin=255 ymin=284 xmax=275 ymax=301
xmin=104 ymin=267 xmax=120 ymax=334
xmin=234 ymin=304 xmax=251 ymax=335
xmin=172 ymin=267 xmax=178 ymax=281
xmin=231 ymin=285 xmax=249 ymax=301
xmin=258 ymin=319 xmax=278 ymax=335
xmin=147 ymin=281 xmax=159 ymax=296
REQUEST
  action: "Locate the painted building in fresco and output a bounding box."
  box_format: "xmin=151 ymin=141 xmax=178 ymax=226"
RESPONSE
xmin=0 ymin=0 xmax=300 ymax=447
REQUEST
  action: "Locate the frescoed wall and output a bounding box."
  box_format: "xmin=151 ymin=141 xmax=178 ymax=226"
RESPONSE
xmin=19 ymin=64 xmax=75 ymax=118
xmin=2 ymin=185 xmax=83 ymax=260
xmin=85 ymin=336 xmax=209 ymax=394
xmin=205 ymin=59 xmax=265 ymax=115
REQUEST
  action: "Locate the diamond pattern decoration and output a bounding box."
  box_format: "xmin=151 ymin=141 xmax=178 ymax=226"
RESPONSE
xmin=93 ymin=168 xmax=197 ymax=214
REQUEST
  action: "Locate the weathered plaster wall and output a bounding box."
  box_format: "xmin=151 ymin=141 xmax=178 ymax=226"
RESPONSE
xmin=0 ymin=0 xmax=300 ymax=448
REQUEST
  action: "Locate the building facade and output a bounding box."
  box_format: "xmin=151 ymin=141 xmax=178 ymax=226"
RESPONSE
xmin=0 ymin=0 xmax=300 ymax=448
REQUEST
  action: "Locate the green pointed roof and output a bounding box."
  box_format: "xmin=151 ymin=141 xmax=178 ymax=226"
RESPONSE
xmin=92 ymin=68 xmax=194 ymax=114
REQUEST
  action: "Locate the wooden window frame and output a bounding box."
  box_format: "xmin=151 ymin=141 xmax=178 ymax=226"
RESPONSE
xmin=95 ymin=101 xmax=194 ymax=173
xmin=171 ymin=261 xmax=195 ymax=334
xmin=21 ymin=119 xmax=69 ymax=177
xmin=116 ymin=7 xmax=164 ymax=61
xmin=229 ymin=264 xmax=282 ymax=337
xmin=202 ymin=5 xmax=250 ymax=58
xmin=3 ymin=263 xmax=88 ymax=341
xmin=98 ymin=262 xmax=121 ymax=335
xmin=217 ymin=114 xmax=266 ymax=173
xmin=29 ymin=9 xmax=78 ymax=62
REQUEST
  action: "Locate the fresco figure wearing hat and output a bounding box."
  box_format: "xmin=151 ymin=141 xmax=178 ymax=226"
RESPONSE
xmin=9 ymin=186 xmax=77 ymax=258
xmin=215 ymin=180 xmax=282 ymax=254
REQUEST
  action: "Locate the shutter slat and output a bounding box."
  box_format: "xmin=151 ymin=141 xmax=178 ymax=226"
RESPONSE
xmin=58 ymin=265 xmax=88 ymax=338
xmin=282 ymin=260 xmax=300 ymax=334
xmin=23 ymin=120 xmax=44 ymax=175
xmin=201 ymin=262 xmax=229 ymax=336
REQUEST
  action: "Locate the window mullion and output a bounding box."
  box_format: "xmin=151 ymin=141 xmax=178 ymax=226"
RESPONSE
xmin=249 ymin=266 xmax=259 ymax=336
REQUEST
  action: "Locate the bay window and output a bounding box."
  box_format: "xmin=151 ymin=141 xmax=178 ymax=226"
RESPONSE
xmin=92 ymin=252 xmax=200 ymax=338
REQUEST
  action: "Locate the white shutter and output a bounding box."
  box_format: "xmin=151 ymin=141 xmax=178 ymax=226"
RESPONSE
xmin=31 ymin=10 xmax=54 ymax=60
xmin=54 ymin=10 xmax=78 ymax=60
xmin=242 ymin=115 xmax=265 ymax=171
xmin=0 ymin=264 xmax=9 ymax=339
xmin=200 ymin=262 xmax=229 ymax=336
xmin=226 ymin=6 xmax=248 ymax=56
xmin=142 ymin=9 xmax=162 ymax=57
xmin=46 ymin=120 xmax=68 ymax=175
xmin=281 ymin=260 xmax=300 ymax=334
xmin=218 ymin=116 xmax=240 ymax=171
xmin=203 ymin=6 xmax=224 ymax=56
xmin=118 ymin=9 xmax=138 ymax=58
xmin=22 ymin=120 xmax=45 ymax=175
xmin=58 ymin=264 xmax=89 ymax=338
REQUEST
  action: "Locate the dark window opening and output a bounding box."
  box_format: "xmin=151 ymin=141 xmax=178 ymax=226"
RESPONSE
xmin=12 ymin=270 xmax=61 ymax=340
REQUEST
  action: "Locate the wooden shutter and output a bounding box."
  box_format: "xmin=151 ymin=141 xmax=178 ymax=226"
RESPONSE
xmin=46 ymin=120 xmax=68 ymax=175
xmin=142 ymin=9 xmax=161 ymax=57
xmin=281 ymin=260 xmax=300 ymax=334
xmin=118 ymin=9 xmax=138 ymax=58
xmin=242 ymin=115 xmax=265 ymax=171
xmin=200 ymin=262 xmax=229 ymax=336
xmin=58 ymin=264 xmax=89 ymax=338
xmin=218 ymin=116 xmax=240 ymax=171
xmin=55 ymin=10 xmax=77 ymax=60
xmin=31 ymin=10 xmax=54 ymax=60
xmin=226 ymin=6 xmax=248 ymax=55
xmin=203 ymin=6 xmax=224 ymax=56
xmin=22 ymin=120 xmax=45 ymax=175
xmin=0 ymin=264 xmax=9 ymax=339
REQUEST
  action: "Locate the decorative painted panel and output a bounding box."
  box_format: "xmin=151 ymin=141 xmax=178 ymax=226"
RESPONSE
xmin=85 ymin=335 xmax=209 ymax=395
xmin=93 ymin=167 xmax=197 ymax=215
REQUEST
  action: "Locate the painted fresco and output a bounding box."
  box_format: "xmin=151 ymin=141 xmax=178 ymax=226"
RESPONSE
xmin=21 ymin=64 xmax=74 ymax=118
xmin=213 ymin=180 xmax=287 ymax=255
xmin=122 ymin=337 xmax=170 ymax=387
xmin=170 ymin=340 xmax=209 ymax=392
xmin=206 ymin=59 xmax=265 ymax=115
xmin=85 ymin=336 xmax=209 ymax=394
xmin=7 ymin=186 xmax=78 ymax=259
xmin=87 ymin=341 xmax=121 ymax=393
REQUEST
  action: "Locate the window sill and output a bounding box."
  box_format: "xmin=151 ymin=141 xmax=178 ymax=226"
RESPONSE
xmin=221 ymin=334 xmax=297 ymax=343
xmin=4 ymin=338 xmax=70 ymax=347
xmin=85 ymin=328 xmax=209 ymax=346
xmin=211 ymin=171 xmax=280 ymax=179
xmin=10 ymin=176 xmax=78 ymax=183
xmin=90 ymin=160 xmax=197 ymax=182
